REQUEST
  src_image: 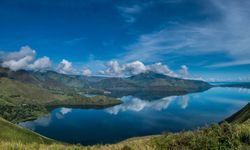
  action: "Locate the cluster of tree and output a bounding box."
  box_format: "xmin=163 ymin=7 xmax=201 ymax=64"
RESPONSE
xmin=0 ymin=104 xmax=47 ymax=123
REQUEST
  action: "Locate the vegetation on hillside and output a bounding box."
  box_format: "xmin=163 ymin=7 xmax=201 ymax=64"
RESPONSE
xmin=0 ymin=68 xmax=122 ymax=122
xmin=0 ymin=118 xmax=54 ymax=144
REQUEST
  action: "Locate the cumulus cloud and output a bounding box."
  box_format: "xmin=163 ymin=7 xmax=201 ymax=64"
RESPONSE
xmin=56 ymin=59 xmax=94 ymax=76
xmin=124 ymin=61 xmax=147 ymax=75
xmin=147 ymin=62 xmax=177 ymax=77
xmin=2 ymin=46 xmax=36 ymax=61
xmin=2 ymin=55 xmax=34 ymax=71
xmin=0 ymin=46 xmax=53 ymax=72
xmin=82 ymin=68 xmax=92 ymax=76
xmin=0 ymin=46 xmax=35 ymax=71
xmin=179 ymin=65 xmax=188 ymax=76
xmin=28 ymin=56 xmax=52 ymax=71
xmin=99 ymin=60 xmax=179 ymax=77
xmin=99 ymin=60 xmax=123 ymax=76
xmin=56 ymin=59 xmax=73 ymax=74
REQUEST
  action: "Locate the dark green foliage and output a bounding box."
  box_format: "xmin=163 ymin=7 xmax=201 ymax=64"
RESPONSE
xmin=151 ymin=122 xmax=250 ymax=150
xmin=121 ymin=145 xmax=133 ymax=150
xmin=0 ymin=105 xmax=48 ymax=123
xmin=239 ymin=127 xmax=250 ymax=145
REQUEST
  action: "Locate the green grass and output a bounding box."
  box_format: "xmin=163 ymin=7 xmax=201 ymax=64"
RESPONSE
xmin=151 ymin=121 xmax=250 ymax=150
xmin=0 ymin=77 xmax=121 ymax=122
xmin=0 ymin=117 xmax=54 ymax=145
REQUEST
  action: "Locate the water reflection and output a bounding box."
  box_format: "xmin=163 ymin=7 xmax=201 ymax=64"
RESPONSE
xmin=106 ymin=95 xmax=190 ymax=115
xmin=19 ymin=115 xmax=51 ymax=130
xmin=18 ymin=87 xmax=250 ymax=145
xmin=179 ymin=96 xmax=189 ymax=109
xmin=55 ymin=107 xmax=72 ymax=119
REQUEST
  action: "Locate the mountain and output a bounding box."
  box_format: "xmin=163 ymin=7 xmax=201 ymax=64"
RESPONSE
xmin=0 ymin=67 xmax=212 ymax=100
xmin=92 ymin=71 xmax=212 ymax=98
xmin=0 ymin=67 xmax=212 ymax=94
xmin=0 ymin=67 xmax=121 ymax=122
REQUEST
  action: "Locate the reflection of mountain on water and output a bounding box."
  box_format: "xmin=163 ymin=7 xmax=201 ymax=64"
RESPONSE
xmin=107 ymin=89 xmax=206 ymax=101
xmin=19 ymin=115 xmax=52 ymax=130
xmin=105 ymin=95 xmax=189 ymax=115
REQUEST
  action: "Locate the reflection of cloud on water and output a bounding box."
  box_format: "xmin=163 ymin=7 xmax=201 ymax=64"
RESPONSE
xmin=55 ymin=107 xmax=72 ymax=119
xmin=18 ymin=115 xmax=51 ymax=130
xmin=238 ymin=88 xmax=250 ymax=94
xmin=105 ymin=96 xmax=175 ymax=115
xmin=179 ymin=96 xmax=189 ymax=109
xmin=60 ymin=108 xmax=72 ymax=115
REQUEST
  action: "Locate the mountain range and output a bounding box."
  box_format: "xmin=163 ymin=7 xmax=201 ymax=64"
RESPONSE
xmin=0 ymin=67 xmax=212 ymax=99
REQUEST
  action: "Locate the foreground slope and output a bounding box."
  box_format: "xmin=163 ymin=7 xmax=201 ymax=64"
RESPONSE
xmin=0 ymin=118 xmax=53 ymax=144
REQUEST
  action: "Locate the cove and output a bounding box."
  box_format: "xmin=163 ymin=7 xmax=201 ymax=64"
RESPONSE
xmin=19 ymin=87 xmax=250 ymax=145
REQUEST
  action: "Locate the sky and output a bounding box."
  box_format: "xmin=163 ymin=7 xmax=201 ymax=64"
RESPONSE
xmin=0 ymin=0 xmax=250 ymax=81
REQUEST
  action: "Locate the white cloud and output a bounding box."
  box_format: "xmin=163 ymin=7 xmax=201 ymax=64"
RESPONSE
xmin=56 ymin=59 xmax=73 ymax=74
xmin=99 ymin=60 xmax=180 ymax=77
xmin=28 ymin=56 xmax=52 ymax=71
xmin=179 ymin=65 xmax=188 ymax=76
xmin=82 ymin=68 xmax=92 ymax=76
xmin=123 ymin=0 xmax=250 ymax=67
xmin=99 ymin=60 xmax=123 ymax=76
xmin=117 ymin=5 xmax=143 ymax=23
xmin=2 ymin=55 xmax=34 ymax=71
xmin=124 ymin=61 xmax=147 ymax=75
xmin=2 ymin=46 xmax=36 ymax=61
xmin=0 ymin=46 xmax=53 ymax=71
xmin=147 ymin=62 xmax=177 ymax=77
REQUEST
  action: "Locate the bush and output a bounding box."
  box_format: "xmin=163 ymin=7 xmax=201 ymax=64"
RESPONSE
xmin=151 ymin=123 xmax=244 ymax=150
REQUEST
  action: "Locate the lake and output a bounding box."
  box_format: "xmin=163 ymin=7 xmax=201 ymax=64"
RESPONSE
xmin=19 ymin=87 xmax=250 ymax=145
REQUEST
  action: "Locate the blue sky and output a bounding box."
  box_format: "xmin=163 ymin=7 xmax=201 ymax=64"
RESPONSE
xmin=0 ymin=0 xmax=250 ymax=81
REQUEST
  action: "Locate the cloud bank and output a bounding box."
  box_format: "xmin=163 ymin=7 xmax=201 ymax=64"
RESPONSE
xmin=0 ymin=46 xmax=52 ymax=71
xmin=99 ymin=60 xmax=187 ymax=77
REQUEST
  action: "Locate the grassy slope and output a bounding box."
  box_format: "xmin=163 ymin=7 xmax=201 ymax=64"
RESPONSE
xmin=0 ymin=118 xmax=54 ymax=144
xmin=0 ymin=77 xmax=121 ymax=122
xmin=0 ymin=77 xmax=69 ymax=105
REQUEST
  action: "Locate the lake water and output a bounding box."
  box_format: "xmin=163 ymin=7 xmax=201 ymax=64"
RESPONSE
xmin=19 ymin=87 xmax=250 ymax=145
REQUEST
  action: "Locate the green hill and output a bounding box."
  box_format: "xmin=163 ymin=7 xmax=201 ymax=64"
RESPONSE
xmin=226 ymin=103 xmax=250 ymax=123
xmin=0 ymin=117 xmax=54 ymax=144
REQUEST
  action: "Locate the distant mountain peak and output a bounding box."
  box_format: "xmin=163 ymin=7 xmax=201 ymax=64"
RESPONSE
xmin=129 ymin=71 xmax=171 ymax=80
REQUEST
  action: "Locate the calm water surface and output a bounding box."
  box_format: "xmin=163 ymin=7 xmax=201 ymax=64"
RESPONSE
xmin=19 ymin=87 xmax=250 ymax=145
